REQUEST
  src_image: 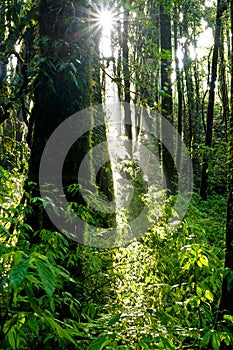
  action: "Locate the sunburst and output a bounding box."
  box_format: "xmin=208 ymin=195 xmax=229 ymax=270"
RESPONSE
xmin=66 ymin=4 xmax=117 ymax=43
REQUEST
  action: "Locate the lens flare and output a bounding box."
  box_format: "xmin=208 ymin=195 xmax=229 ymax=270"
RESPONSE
xmin=98 ymin=9 xmax=113 ymax=31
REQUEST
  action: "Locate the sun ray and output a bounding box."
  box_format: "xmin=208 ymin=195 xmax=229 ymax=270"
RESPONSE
xmin=98 ymin=9 xmax=114 ymax=30
xmin=66 ymin=5 xmax=117 ymax=43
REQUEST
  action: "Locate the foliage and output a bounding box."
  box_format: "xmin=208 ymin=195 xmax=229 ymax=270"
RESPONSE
xmin=0 ymin=166 xmax=232 ymax=349
xmin=90 ymin=194 xmax=230 ymax=349
xmin=0 ymin=194 xmax=112 ymax=349
xmin=0 ymin=0 xmax=232 ymax=349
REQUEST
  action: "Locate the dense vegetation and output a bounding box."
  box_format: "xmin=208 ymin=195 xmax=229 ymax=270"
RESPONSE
xmin=0 ymin=0 xmax=233 ymax=349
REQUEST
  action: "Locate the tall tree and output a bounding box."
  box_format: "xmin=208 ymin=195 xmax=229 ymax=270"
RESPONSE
xmin=160 ymin=3 xmax=176 ymax=194
xmin=122 ymin=0 xmax=132 ymax=152
xmin=200 ymin=0 xmax=227 ymax=200
xmin=219 ymin=2 xmax=233 ymax=348
xmin=26 ymin=0 xmax=95 ymax=238
xmin=173 ymin=3 xmax=183 ymax=171
xmin=219 ymin=24 xmax=229 ymax=142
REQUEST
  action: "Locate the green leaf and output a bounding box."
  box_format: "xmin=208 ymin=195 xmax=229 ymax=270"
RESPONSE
xmin=28 ymin=314 xmax=39 ymax=335
xmin=139 ymin=339 xmax=150 ymax=349
xmin=200 ymin=330 xmax=211 ymax=348
xmin=9 ymin=258 xmax=30 ymax=289
xmin=224 ymin=314 xmax=233 ymax=324
xmin=4 ymin=313 xmax=25 ymax=349
xmin=44 ymin=316 xmax=76 ymax=345
xmin=8 ymin=327 xmax=17 ymax=349
xmin=108 ymin=314 xmax=121 ymax=327
xmin=160 ymin=336 xmax=176 ymax=350
xmin=211 ymin=331 xmax=221 ymax=350
xmin=88 ymin=335 xmax=111 ymax=350
xmin=70 ymin=62 xmax=77 ymax=74
xmin=34 ymin=258 xmax=55 ymax=297
xmin=69 ymin=70 xmax=79 ymax=88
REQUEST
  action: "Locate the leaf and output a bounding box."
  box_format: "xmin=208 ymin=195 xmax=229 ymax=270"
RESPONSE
xmin=69 ymin=70 xmax=79 ymax=88
xmin=88 ymin=335 xmax=111 ymax=350
xmin=50 ymin=298 xmax=55 ymax=313
xmin=44 ymin=316 xmax=76 ymax=345
xmin=160 ymin=336 xmax=176 ymax=350
xmin=183 ymin=261 xmax=191 ymax=270
xmin=205 ymin=290 xmax=214 ymax=302
xmin=211 ymin=331 xmax=221 ymax=350
xmin=224 ymin=314 xmax=233 ymax=324
xmin=58 ymin=61 xmax=69 ymax=72
xmin=4 ymin=313 xmax=25 ymax=349
xmin=200 ymin=330 xmax=211 ymax=348
xmin=199 ymin=255 xmax=208 ymax=267
xmin=9 ymin=258 xmax=30 ymax=290
xmin=8 ymin=327 xmax=17 ymax=349
xmin=34 ymin=258 xmax=55 ymax=297
xmin=28 ymin=314 xmax=39 ymax=335
xmin=70 ymin=62 xmax=77 ymax=74
xmin=139 ymin=339 xmax=150 ymax=349
xmin=108 ymin=314 xmax=121 ymax=326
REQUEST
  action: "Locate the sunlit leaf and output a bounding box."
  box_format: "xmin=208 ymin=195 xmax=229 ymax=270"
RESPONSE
xmin=205 ymin=290 xmax=214 ymax=302
xmin=199 ymin=255 xmax=209 ymax=266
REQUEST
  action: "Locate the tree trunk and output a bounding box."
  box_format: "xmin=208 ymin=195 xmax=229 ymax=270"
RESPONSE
xmin=160 ymin=5 xmax=176 ymax=194
xmin=26 ymin=0 xmax=93 ymax=237
xmin=182 ymin=12 xmax=201 ymax=185
xmin=219 ymin=3 xmax=233 ymax=349
xmin=173 ymin=4 xmax=183 ymax=171
xmin=200 ymin=0 xmax=227 ymax=200
xmin=122 ymin=3 xmax=132 ymax=149
xmin=219 ymin=26 xmax=229 ymax=143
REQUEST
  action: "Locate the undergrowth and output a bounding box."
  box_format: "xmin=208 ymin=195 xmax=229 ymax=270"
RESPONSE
xmin=0 ymin=166 xmax=232 ymax=349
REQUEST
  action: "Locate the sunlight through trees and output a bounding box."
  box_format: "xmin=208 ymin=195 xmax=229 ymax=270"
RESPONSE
xmin=0 ymin=0 xmax=232 ymax=349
